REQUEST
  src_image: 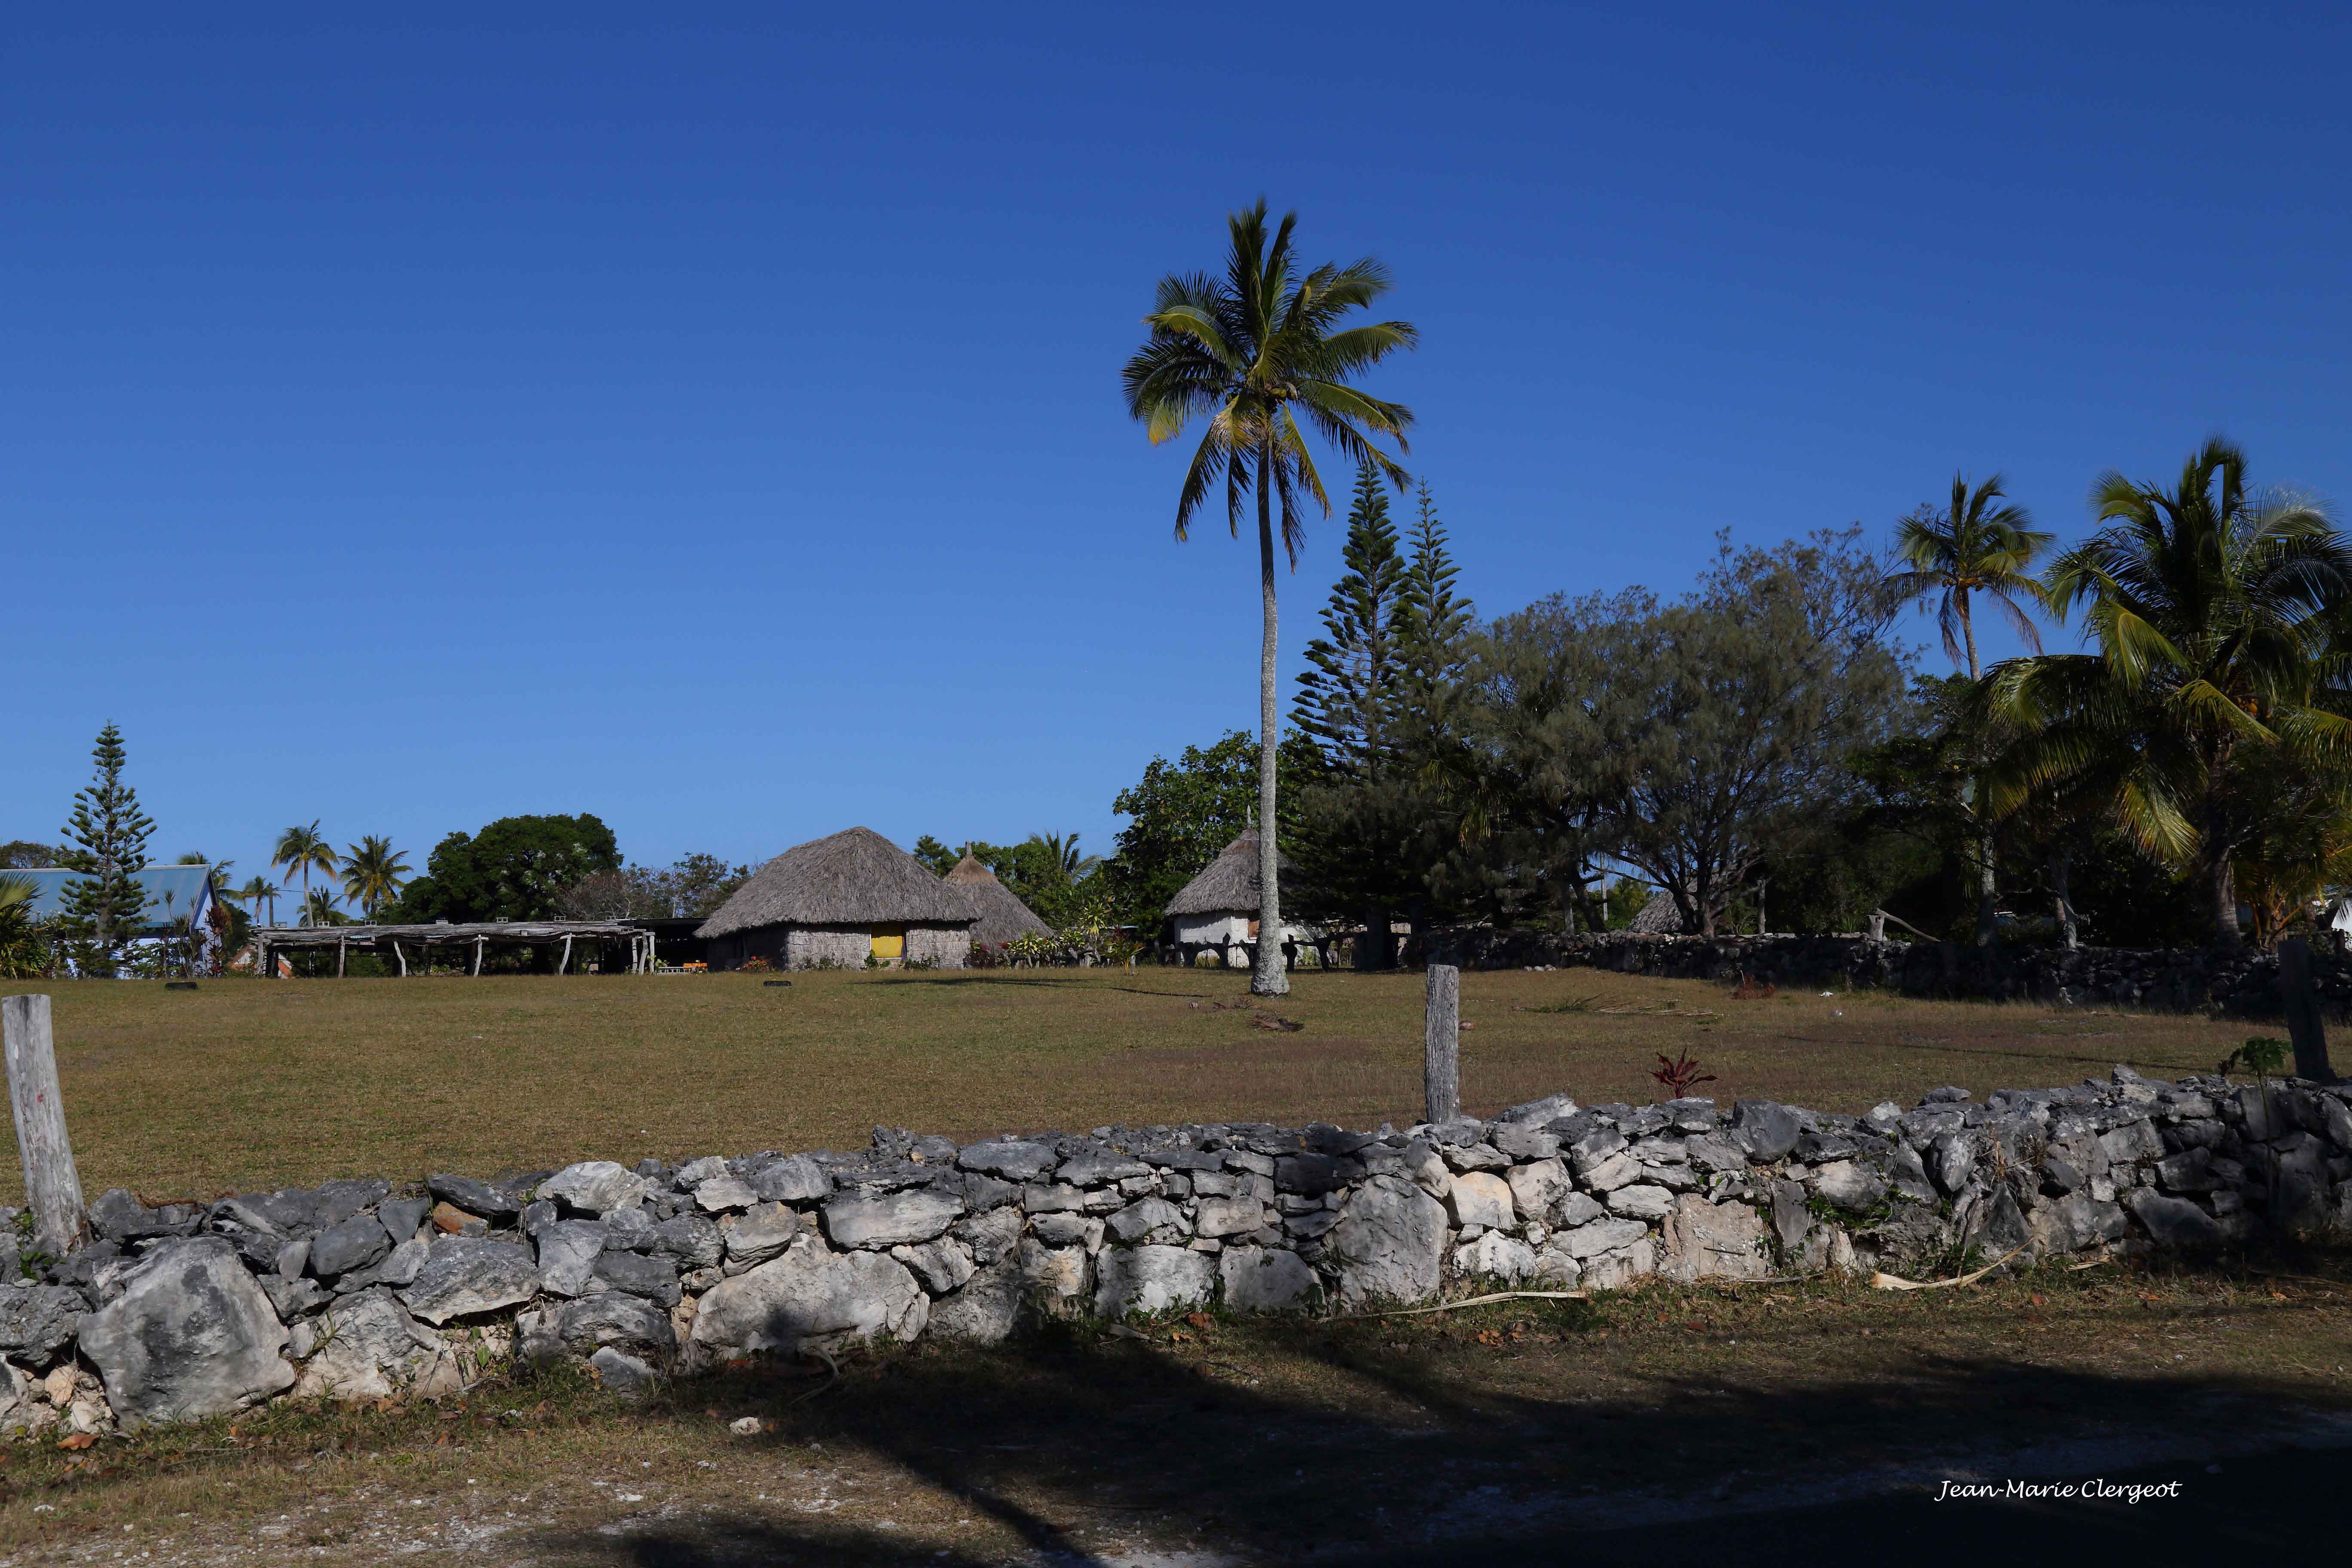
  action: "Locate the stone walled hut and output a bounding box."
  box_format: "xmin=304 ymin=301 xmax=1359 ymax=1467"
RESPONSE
xmin=942 ymin=852 xmax=1052 ymax=950
xmin=697 ymin=827 xmax=974 ymax=970
xmin=1165 ymin=830 xmax=1310 ymax=967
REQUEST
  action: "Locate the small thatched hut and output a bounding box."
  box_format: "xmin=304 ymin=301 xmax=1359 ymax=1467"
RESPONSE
xmin=942 ymin=852 xmax=1052 ymax=949
xmin=697 ymin=827 xmax=975 ymax=970
xmin=1164 ymin=830 xmax=1309 ymax=966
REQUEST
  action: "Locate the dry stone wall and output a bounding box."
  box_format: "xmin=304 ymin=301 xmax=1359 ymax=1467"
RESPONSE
xmin=5 ymin=1066 xmax=2351 ymax=1436
xmin=1428 ymin=928 xmax=2352 ymax=1019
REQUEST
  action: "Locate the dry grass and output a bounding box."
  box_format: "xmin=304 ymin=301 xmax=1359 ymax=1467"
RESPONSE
xmin=1 ymin=1253 xmax=2346 ymax=1563
xmin=0 ymin=968 xmax=2266 ymax=1202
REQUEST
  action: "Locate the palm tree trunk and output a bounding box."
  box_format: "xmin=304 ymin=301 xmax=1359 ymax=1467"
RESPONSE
xmin=2208 ymin=850 xmax=2241 ymax=953
xmin=2051 ymin=846 xmax=2078 ymax=951
xmin=1252 ymin=446 xmax=1289 ymax=998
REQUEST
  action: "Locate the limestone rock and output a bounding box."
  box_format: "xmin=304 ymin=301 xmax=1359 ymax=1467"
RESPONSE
xmin=1558 ymin=1217 xmax=1651 ymax=1259
xmin=1732 ymin=1100 xmax=1801 ymax=1162
xmin=2127 ymin=1189 xmax=2223 ymax=1248
xmin=927 ymin=1260 xmax=1028 ymax=1343
xmin=77 ymin=1237 xmax=295 ymax=1432
xmin=537 ymin=1162 xmax=649 ymax=1216
xmin=1604 ymin=1184 xmax=1672 ymax=1220
xmin=591 ymin=1346 xmax=658 ymax=1395
xmin=891 ymin=1238 xmax=977 ymax=1295
xmin=591 ymin=1250 xmax=681 ymax=1307
xmin=377 ymin=1197 xmax=432 ymax=1243
xmin=1057 ymin=1150 xmax=1151 ymax=1187
xmin=652 ymin=1214 xmax=725 ymax=1270
xmin=1810 ymin=1161 xmax=1888 ymax=1214
xmin=1453 ymin=1231 xmax=1537 ymax=1283
xmin=534 ymin=1221 xmax=609 ymax=1298
xmin=426 ymin=1175 xmax=523 ymax=1222
xmin=555 ymin=1292 xmax=678 ymax=1360
xmin=1504 ymin=1159 xmax=1572 ymax=1222
xmin=1444 ymin=1170 xmax=1514 ymax=1230
xmin=399 ymin=1237 xmax=539 ymax=1325
xmin=951 ymin=1206 xmax=1023 ymax=1266
xmin=1581 ymin=1237 xmax=1657 ymax=1290
xmin=1218 ymin=1246 xmax=1318 ymax=1312
xmin=1659 ymin=1196 xmax=1768 ymax=1283
xmin=958 ymin=1141 xmax=1058 ymax=1181
xmin=1106 ymin=1197 xmax=1189 ymax=1245
xmin=291 ymin=1289 xmax=459 ymax=1402
xmin=1553 ymin=1191 xmax=1605 ymax=1228
xmin=309 ymin=1214 xmax=392 ymax=1279
xmin=1015 ymin=1239 xmax=1091 ymax=1311
xmin=1094 ymin=1245 xmax=1215 ymax=1316
xmin=1328 ymin=1175 xmax=1448 ymax=1308
xmin=821 ymin=1188 xmax=962 ymax=1250
xmin=0 ymin=1282 xmax=86 ymax=1365
xmin=694 ymin=1177 xmax=759 ymax=1213
xmin=1193 ymin=1196 xmax=1263 ymax=1239
xmin=725 ymin=1203 xmax=804 ymax=1270
xmin=747 ymin=1155 xmax=831 ymax=1204
xmin=1580 ymin=1152 xmax=1644 ymax=1193
xmin=689 ymin=1238 xmax=928 ymax=1356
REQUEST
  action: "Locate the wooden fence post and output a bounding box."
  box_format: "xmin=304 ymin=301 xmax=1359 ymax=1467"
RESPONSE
xmin=2278 ymin=937 xmax=2337 ymax=1083
xmin=2 ymin=995 xmax=89 ymax=1257
xmin=1425 ymin=963 xmax=1461 ymax=1124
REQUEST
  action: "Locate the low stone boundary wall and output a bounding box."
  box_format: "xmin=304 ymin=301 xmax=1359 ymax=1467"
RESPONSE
xmin=1425 ymin=929 xmax=2352 ymax=1019
xmin=4 ymin=1068 xmax=2349 ymax=1436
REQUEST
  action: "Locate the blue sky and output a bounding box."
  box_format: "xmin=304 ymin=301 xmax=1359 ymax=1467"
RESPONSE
xmin=7 ymin=5 xmax=2349 ymax=882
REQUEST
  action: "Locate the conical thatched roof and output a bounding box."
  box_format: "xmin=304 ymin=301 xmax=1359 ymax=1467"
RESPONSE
xmin=1627 ymin=885 xmax=1686 ymax=934
xmin=942 ymin=852 xmax=1053 ymax=946
xmin=1165 ymin=830 xmax=1288 ymax=918
xmin=697 ymin=827 xmax=973 ymax=937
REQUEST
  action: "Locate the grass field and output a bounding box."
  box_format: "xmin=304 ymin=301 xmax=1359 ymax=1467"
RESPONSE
xmin=0 ymin=965 xmax=2266 ymax=1203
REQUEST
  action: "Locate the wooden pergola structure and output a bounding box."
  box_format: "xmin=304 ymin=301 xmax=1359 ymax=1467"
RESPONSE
xmin=253 ymin=920 xmax=658 ymax=978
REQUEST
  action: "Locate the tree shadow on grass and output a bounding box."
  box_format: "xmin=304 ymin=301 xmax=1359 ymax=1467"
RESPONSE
xmin=531 ymin=1269 xmax=2352 ymax=1568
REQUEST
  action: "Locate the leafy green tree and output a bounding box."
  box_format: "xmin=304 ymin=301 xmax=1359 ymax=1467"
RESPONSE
xmin=911 ymin=836 xmax=959 ymax=877
xmin=1615 ymin=531 xmax=1911 ymax=935
xmin=273 ymin=821 xmax=339 ymax=925
xmin=340 ymin=835 xmax=412 ymax=916
xmin=1121 ymin=199 xmax=1417 ymax=995
xmin=1882 ymin=473 xmax=2054 ymax=944
xmin=1994 ymin=439 xmax=2352 ymax=951
xmin=0 ymin=840 xmax=61 ymax=868
xmin=1463 ymin=588 xmax=1651 ymax=931
xmin=1099 ymin=730 xmax=1316 ymax=939
xmin=387 ymin=814 xmax=623 ymax=923
xmin=56 ymin=722 xmax=156 ymax=974
xmin=0 ymin=873 xmax=46 ymax=978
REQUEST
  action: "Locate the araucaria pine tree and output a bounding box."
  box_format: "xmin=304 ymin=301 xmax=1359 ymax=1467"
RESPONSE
xmin=58 ymin=722 xmax=156 ymax=974
xmin=1397 ymin=482 xmax=1473 ymax=700
xmin=1292 ymin=459 xmax=1420 ymax=965
xmin=1294 ymin=459 xmax=1407 ymax=772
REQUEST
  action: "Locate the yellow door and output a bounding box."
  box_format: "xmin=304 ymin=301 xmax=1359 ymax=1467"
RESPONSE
xmin=870 ymin=926 xmax=906 ymax=961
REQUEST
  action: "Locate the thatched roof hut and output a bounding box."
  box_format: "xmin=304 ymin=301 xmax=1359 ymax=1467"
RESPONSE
xmin=1165 ymin=830 xmax=1286 ymax=919
xmin=942 ymin=853 xmax=1053 ymax=947
xmin=1627 ymin=885 xmax=1686 ymax=934
xmin=697 ymin=827 xmax=974 ymax=970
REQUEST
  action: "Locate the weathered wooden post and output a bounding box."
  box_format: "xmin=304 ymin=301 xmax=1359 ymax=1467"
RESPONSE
xmin=3 ymin=995 xmax=89 ymax=1257
xmin=2278 ymin=937 xmax=2337 ymax=1082
xmin=1425 ymin=963 xmax=1461 ymax=1124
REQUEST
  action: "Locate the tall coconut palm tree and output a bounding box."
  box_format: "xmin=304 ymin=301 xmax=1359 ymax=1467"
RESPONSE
xmin=273 ymin=822 xmax=338 ymax=926
xmin=1882 ymin=473 xmax=2055 ymax=944
xmin=300 ymin=885 xmax=343 ymax=926
xmin=1993 ymin=438 xmax=2352 ymax=951
xmin=1122 ymin=199 xmax=1418 ymax=995
xmin=230 ymin=876 xmax=282 ymax=926
xmin=340 ymin=835 xmax=410 ymax=917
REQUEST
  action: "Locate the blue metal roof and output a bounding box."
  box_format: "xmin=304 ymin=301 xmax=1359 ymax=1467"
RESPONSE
xmin=2 ymin=866 xmax=217 ymax=930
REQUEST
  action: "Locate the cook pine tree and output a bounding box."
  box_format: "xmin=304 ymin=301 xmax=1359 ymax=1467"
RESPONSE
xmin=58 ymin=721 xmax=156 ymax=975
